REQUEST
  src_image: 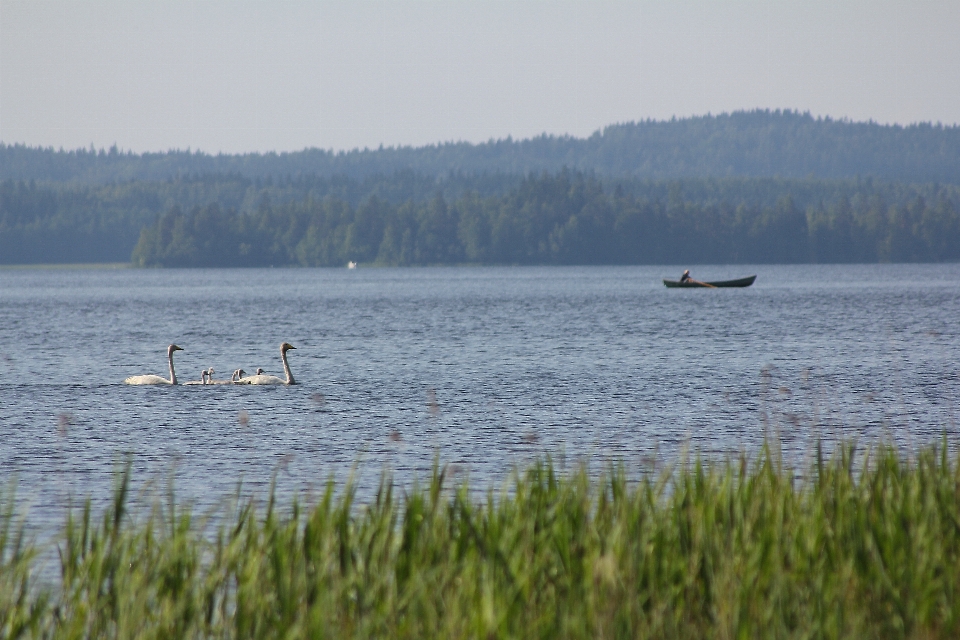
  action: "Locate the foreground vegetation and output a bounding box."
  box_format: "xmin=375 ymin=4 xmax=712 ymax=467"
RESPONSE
xmin=3 ymin=442 xmax=960 ymax=638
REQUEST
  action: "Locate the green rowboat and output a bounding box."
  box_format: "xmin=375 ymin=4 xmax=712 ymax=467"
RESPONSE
xmin=663 ymin=275 xmax=756 ymax=288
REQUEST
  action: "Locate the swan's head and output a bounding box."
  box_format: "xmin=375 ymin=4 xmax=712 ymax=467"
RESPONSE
xmin=281 ymin=342 xmax=296 ymax=353
xmin=237 ymin=369 xmax=245 ymax=378
xmin=168 ymin=344 xmax=184 ymax=355
xmin=256 ymin=368 xmax=264 ymax=375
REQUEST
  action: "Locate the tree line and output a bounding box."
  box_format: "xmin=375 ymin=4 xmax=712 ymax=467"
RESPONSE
xmin=130 ymin=171 xmax=960 ymax=267
xmin=4 ymin=110 xmax=960 ymax=184
xmin=0 ymin=172 xmax=519 ymax=264
xmin=4 ymin=170 xmax=958 ymax=266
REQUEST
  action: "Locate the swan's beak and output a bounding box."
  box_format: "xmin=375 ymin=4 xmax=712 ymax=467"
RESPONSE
xmin=171 ymin=345 xmax=183 ymax=351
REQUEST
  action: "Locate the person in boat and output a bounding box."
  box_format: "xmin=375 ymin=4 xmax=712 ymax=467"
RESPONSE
xmin=680 ymin=269 xmax=692 ymax=283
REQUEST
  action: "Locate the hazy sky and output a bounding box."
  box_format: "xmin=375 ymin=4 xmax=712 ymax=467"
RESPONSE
xmin=2 ymin=1 xmax=959 ymax=154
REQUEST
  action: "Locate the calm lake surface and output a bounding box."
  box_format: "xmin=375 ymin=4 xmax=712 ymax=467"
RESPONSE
xmin=1 ymin=264 xmax=959 ymax=526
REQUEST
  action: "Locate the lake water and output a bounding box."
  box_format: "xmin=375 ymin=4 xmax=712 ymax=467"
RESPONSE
xmin=1 ymin=264 xmax=958 ymax=528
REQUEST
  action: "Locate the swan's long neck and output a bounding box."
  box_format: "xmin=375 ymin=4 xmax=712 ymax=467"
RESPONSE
xmin=168 ymin=350 xmax=178 ymax=385
xmin=281 ymin=350 xmax=295 ymax=385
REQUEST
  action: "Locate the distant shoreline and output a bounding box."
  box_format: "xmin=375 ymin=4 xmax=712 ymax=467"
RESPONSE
xmin=0 ymin=262 xmax=131 ymax=270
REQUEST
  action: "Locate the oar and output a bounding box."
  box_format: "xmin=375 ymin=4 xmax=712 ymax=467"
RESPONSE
xmin=689 ymin=278 xmax=716 ymax=288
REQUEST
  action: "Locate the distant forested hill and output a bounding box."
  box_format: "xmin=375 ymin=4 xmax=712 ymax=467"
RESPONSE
xmin=0 ymin=172 xmax=521 ymax=264
xmin=6 ymin=172 xmax=956 ymax=266
xmin=125 ymin=174 xmax=960 ymax=267
xmin=3 ymin=110 xmax=960 ymax=265
xmin=3 ymin=110 xmax=960 ymax=184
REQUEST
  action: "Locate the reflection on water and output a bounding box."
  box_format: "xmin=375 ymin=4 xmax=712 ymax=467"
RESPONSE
xmin=1 ymin=264 xmax=958 ymax=527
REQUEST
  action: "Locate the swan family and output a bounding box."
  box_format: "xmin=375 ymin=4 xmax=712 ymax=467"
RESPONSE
xmin=123 ymin=342 xmax=297 ymax=386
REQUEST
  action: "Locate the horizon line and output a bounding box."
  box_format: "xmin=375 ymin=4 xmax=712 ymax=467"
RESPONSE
xmin=3 ymin=109 xmax=959 ymax=159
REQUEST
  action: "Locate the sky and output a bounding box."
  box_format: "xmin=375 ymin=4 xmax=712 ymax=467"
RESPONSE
xmin=2 ymin=1 xmax=959 ymax=154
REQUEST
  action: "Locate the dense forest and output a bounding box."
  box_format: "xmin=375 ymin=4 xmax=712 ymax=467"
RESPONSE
xmin=0 ymin=172 xmax=521 ymax=263
xmin=127 ymin=172 xmax=960 ymax=267
xmin=2 ymin=110 xmax=959 ymax=266
xmin=3 ymin=170 xmax=958 ymax=266
xmin=3 ymin=110 xmax=960 ymax=184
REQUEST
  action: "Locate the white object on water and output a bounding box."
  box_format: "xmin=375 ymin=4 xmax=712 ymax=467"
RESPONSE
xmin=234 ymin=343 xmax=297 ymax=385
xmin=124 ymin=344 xmax=183 ymax=385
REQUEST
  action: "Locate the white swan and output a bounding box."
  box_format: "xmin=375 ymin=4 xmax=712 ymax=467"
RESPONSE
xmin=234 ymin=343 xmax=296 ymax=385
xmin=124 ymin=344 xmax=183 ymax=385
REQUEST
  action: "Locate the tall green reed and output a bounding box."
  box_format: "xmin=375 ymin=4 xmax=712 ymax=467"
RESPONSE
xmin=1 ymin=483 xmax=49 ymax=638
xmin=2 ymin=440 xmax=960 ymax=638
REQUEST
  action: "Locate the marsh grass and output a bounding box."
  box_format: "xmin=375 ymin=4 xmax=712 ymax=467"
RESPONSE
xmin=3 ymin=440 xmax=960 ymax=638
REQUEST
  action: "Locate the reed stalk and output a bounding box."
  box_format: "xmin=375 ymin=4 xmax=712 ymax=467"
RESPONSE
xmin=2 ymin=441 xmax=960 ymax=638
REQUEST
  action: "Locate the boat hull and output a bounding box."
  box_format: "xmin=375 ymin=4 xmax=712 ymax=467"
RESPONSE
xmin=663 ymin=275 xmax=756 ymax=288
